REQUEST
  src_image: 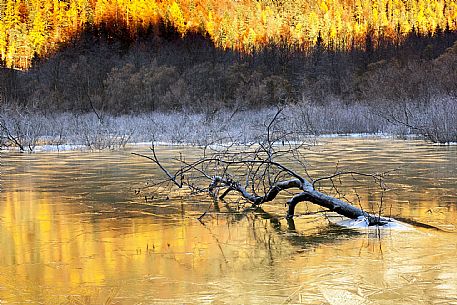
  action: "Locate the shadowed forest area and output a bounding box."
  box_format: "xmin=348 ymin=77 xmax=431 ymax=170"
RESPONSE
xmin=1 ymin=24 xmax=457 ymax=111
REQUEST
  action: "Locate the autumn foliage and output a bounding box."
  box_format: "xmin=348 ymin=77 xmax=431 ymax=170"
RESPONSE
xmin=1 ymin=0 xmax=456 ymax=69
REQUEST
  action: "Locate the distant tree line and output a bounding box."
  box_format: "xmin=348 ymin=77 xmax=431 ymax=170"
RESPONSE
xmin=1 ymin=25 xmax=456 ymax=114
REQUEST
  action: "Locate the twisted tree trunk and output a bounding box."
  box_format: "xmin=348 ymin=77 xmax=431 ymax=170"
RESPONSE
xmin=210 ymin=175 xmax=389 ymax=226
xmin=134 ymin=108 xmax=392 ymax=227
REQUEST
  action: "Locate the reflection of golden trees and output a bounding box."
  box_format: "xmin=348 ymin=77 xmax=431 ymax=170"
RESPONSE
xmin=0 ymin=190 xmax=294 ymax=302
xmin=1 ymin=143 xmax=456 ymax=303
xmin=0 ymin=0 xmax=456 ymax=69
xmin=2 ymin=186 xmax=456 ymax=303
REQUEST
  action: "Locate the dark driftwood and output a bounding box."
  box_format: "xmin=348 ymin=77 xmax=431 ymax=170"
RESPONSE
xmin=134 ymin=108 xmax=391 ymax=226
xmin=134 ymin=149 xmax=391 ymax=226
xmin=209 ymin=174 xmax=390 ymax=226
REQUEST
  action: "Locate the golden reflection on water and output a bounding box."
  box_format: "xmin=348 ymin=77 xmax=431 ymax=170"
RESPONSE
xmin=0 ymin=138 xmax=457 ymax=304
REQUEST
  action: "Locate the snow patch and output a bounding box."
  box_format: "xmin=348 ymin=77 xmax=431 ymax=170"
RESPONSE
xmin=336 ymin=216 xmax=413 ymax=231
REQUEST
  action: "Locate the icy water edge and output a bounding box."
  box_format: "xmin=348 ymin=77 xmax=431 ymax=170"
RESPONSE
xmin=1 ymin=137 xmax=457 ymax=304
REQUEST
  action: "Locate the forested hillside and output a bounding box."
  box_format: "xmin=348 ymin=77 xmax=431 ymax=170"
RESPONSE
xmin=1 ymin=0 xmax=457 ymax=146
xmin=1 ymin=26 xmax=456 ymax=112
xmin=1 ymin=0 xmax=457 ymax=69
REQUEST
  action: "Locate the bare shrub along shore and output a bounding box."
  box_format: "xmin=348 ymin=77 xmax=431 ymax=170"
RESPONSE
xmin=1 ymin=98 xmax=456 ymax=152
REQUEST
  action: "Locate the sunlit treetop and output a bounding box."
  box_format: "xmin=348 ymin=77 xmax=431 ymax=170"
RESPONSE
xmin=1 ymin=0 xmax=456 ymax=69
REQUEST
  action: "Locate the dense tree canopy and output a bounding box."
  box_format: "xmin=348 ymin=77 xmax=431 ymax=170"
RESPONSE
xmin=1 ymin=0 xmax=456 ymax=68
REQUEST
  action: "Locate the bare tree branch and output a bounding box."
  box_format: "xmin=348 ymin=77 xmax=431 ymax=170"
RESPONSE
xmin=135 ymin=144 xmax=393 ymax=226
xmin=133 ymin=110 xmax=396 ymax=227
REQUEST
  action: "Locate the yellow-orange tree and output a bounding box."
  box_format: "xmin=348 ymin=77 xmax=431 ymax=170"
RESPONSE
xmin=0 ymin=0 xmax=456 ymax=69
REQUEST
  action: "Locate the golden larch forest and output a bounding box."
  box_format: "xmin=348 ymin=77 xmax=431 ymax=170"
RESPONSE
xmin=1 ymin=0 xmax=456 ymax=69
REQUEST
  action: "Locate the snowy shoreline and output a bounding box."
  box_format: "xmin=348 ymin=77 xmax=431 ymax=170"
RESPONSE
xmin=1 ymin=104 xmax=456 ymax=152
xmin=3 ymin=133 xmax=453 ymax=154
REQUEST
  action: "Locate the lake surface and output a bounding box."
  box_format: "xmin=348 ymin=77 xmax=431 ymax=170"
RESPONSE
xmin=1 ymin=138 xmax=456 ymax=304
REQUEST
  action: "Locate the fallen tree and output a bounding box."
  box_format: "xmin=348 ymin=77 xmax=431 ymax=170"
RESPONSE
xmin=134 ymin=109 xmax=394 ymax=226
